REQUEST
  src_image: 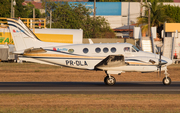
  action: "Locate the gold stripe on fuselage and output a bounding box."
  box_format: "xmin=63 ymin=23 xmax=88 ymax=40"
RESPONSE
xmin=127 ymin=62 xmax=155 ymax=65
xmin=23 ymin=53 xmax=105 ymax=59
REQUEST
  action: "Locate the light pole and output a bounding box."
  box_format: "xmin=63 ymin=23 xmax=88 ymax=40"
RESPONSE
xmin=11 ymin=0 xmax=13 ymax=18
xmin=145 ymin=0 xmax=151 ymax=37
xmin=94 ymin=0 xmax=96 ymax=19
xmin=140 ymin=0 xmax=142 ymax=17
xmin=33 ymin=8 xmax=35 ymax=33
xmin=128 ymin=1 xmax=130 ymax=39
xmin=50 ymin=10 xmax=52 ymax=29
xmin=148 ymin=7 xmax=151 ymax=37
xmin=11 ymin=0 xmax=16 ymax=18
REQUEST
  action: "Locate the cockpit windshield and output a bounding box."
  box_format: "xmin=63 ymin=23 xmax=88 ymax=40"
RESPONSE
xmin=132 ymin=45 xmax=139 ymax=52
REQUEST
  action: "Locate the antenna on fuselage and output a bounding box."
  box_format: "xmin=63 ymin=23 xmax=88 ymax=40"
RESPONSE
xmin=88 ymin=39 xmax=94 ymax=44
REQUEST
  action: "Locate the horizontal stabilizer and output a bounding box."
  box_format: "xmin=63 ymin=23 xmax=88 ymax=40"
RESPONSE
xmin=12 ymin=50 xmax=24 ymax=55
xmin=24 ymin=47 xmax=46 ymax=54
xmin=12 ymin=47 xmax=46 ymax=55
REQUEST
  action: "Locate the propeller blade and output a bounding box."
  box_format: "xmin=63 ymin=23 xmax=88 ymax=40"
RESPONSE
xmin=157 ymin=47 xmax=162 ymax=78
xmin=159 ymin=65 xmax=161 ymax=77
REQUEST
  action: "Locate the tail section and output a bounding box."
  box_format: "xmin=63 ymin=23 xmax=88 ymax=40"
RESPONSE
xmin=7 ymin=18 xmax=67 ymax=52
xmin=7 ymin=18 xmax=42 ymax=51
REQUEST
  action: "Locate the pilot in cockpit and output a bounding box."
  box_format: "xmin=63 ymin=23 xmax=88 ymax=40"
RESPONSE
xmin=124 ymin=47 xmax=130 ymax=52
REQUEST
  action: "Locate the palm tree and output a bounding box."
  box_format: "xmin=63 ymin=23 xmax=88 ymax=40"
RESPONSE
xmin=137 ymin=0 xmax=173 ymax=37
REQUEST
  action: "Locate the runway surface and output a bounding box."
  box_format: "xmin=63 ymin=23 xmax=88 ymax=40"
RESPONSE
xmin=0 ymin=82 xmax=180 ymax=94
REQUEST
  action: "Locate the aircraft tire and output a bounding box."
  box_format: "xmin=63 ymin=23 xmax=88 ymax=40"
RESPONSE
xmin=104 ymin=76 xmax=109 ymax=85
xmin=162 ymin=77 xmax=171 ymax=85
xmin=104 ymin=76 xmax=116 ymax=86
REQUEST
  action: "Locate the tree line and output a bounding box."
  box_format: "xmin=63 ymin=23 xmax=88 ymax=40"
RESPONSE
xmin=0 ymin=0 xmax=43 ymax=18
xmin=45 ymin=2 xmax=115 ymax=38
xmin=137 ymin=0 xmax=180 ymax=37
xmin=43 ymin=0 xmax=180 ymax=38
xmin=0 ymin=0 xmax=115 ymax=38
xmin=0 ymin=0 xmax=180 ymax=38
xmin=89 ymin=0 xmax=173 ymax=2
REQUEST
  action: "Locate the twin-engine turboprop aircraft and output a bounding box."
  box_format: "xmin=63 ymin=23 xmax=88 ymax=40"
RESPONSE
xmin=7 ymin=18 xmax=173 ymax=85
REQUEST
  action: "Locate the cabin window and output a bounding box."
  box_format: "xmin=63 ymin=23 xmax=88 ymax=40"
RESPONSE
xmin=95 ymin=47 xmax=101 ymax=53
xmin=124 ymin=47 xmax=130 ymax=52
xmin=111 ymin=47 xmax=116 ymax=53
xmin=103 ymin=47 xmax=109 ymax=53
xmin=83 ymin=48 xmax=89 ymax=54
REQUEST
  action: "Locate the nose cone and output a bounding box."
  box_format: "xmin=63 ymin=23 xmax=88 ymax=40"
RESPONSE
xmin=159 ymin=60 xmax=167 ymax=65
xmin=161 ymin=56 xmax=172 ymax=66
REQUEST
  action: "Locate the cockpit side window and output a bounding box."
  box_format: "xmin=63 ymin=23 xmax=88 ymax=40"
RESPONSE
xmin=132 ymin=45 xmax=139 ymax=52
xmin=124 ymin=47 xmax=130 ymax=52
xmin=132 ymin=48 xmax=136 ymax=52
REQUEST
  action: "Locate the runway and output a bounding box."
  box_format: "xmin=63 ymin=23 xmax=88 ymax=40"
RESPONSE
xmin=0 ymin=82 xmax=180 ymax=94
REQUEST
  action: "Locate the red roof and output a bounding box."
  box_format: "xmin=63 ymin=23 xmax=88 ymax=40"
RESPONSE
xmin=174 ymin=0 xmax=180 ymax=2
xmin=51 ymin=0 xmax=88 ymax=2
xmin=23 ymin=0 xmax=89 ymax=9
xmin=24 ymin=1 xmax=43 ymax=9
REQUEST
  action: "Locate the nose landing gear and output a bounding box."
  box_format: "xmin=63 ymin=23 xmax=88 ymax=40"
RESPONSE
xmin=162 ymin=67 xmax=171 ymax=85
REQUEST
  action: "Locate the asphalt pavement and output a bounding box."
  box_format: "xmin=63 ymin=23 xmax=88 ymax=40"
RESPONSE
xmin=0 ymin=82 xmax=180 ymax=94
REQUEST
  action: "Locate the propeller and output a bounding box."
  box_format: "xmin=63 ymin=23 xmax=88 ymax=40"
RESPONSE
xmin=157 ymin=47 xmax=162 ymax=77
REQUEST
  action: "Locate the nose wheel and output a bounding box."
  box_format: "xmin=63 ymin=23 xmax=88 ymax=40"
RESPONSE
xmin=162 ymin=67 xmax=171 ymax=85
xmin=163 ymin=77 xmax=171 ymax=85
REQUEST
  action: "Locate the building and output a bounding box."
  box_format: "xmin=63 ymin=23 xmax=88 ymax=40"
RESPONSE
xmin=174 ymin=0 xmax=180 ymax=2
xmin=67 ymin=2 xmax=144 ymax=37
xmin=23 ymin=1 xmax=45 ymax=14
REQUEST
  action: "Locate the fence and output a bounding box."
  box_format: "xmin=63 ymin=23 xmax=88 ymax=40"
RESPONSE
xmin=0 ymin=17 xmax=46 ymax=45
xmin=0 ymin=17 xmax=46 ymax=29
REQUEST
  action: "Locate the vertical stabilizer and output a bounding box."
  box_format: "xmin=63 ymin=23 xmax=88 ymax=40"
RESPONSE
xmin=7 ymin=18 xmax=41 ymax=51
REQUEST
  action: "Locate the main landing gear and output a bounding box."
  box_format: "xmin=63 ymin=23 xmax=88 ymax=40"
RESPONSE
xmin=104 ymin=72 xmax=116 ymax=86
xmin=162 ymin=68 xmax=171 ymax=85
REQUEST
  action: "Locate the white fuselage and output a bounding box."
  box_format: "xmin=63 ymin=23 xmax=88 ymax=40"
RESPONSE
xmin=19 ymin=43 xmax=172 ymax=74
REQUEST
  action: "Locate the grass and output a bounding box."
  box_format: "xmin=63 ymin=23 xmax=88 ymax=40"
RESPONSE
xmin=0 ymin=94 xmax=180 ymax=112
xmin=0 ymin=108 xmax=172 ymax=113
xmin=34 ymin=70 xmax=40 ymax=72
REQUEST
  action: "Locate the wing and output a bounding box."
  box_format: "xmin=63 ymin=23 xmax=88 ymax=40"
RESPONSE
xmin=95 ymin=55 xmax=128 ymax=70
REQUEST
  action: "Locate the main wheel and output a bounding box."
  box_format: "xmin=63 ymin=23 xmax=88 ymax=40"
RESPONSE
xmin=104 ymin=76 xmax=109 ymax=85
xmin=104 ymin=76 xmax=116 ymax=86
xmin=162 ymin=77 xmax=171 ymax=85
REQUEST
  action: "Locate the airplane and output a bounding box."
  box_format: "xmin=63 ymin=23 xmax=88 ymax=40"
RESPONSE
xmin=7 ymin=18 xmax=173 ymax=86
